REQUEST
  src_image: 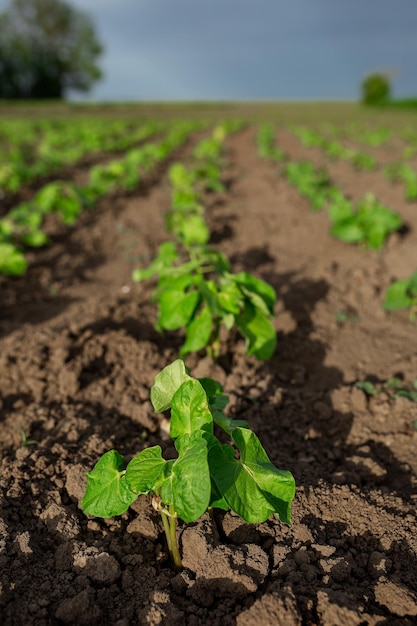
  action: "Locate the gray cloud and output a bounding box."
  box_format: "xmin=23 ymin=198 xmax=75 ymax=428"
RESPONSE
xmin=1 ymin=0 xmax=416 ymax=99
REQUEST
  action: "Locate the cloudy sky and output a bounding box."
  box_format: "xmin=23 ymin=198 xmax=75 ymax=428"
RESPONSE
xmin=2 ymin=0 xmax=416 ymax=101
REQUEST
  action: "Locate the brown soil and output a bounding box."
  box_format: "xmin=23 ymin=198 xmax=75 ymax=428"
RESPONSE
xmin=1 ymin=126 xmax=416 ymax=626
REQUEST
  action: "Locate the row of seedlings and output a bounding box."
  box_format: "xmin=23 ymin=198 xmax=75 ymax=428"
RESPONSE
xmin=257 ymin=124 xmax=414 ymax=319
xmin=81 ymin=122 xmax=296 ymax=568
xmin=0 ymin=118 xmax=164 ymax=193
xmin=0 ymin=121 xmax=200 ymax=277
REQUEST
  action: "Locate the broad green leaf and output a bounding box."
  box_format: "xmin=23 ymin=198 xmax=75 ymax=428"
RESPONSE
xmin=236 ymin=300 xmax=277 ymax=360
xmin=330 ymin=218 xmax=364 ymax=243
xmin=0 ymin=243 xmax=27 ymax=276
xmin=356 ymin=381 xmax=378 ymax=396
xmin=395 ymin=389 xmax=417 ymax=402
xmin=234 ymin=272 xmax=276 ymax=314
xmin=212 ymin=412 xmax=249 ymax=436
xmin=327 ymin=195 xmax=354 ymax=224
xmin=22 ymin=229 xmax=49 ymax=248
xmin=160 ymin=431 xmax=211 ymax=522
xmin=132 ymin=242 xmax=179 ymax=282
xmin=201 ymin=248 xmax=231 ymax=273
xmin=180 ymin=214 xmax=210 ymax=246
xmin=239 ymin=286 xmax=272 ymax=318
xmin=199 ymin=280 xmax=224 ymax=316
xmin=170 ymin=379 xmax=213 ymax=438
xmin=125 ymin=446 xmax=166 ymax=494
xmin=180 ymin=306 xmax=213 ymax=357
xmin=365 ymin=226 xmax=386 ymax=250
xmin=208 ymin=430 xmax=295 ymax=524
xmin=198 ymin=377 xmax=229 ymax=411
xmin=217 ymin=281 xmax=243 ymax=314
xmin=385 ymin=377 xmax=403 ymax=390
xmin=384 ymin=280 xmax=413 ymax=311
xmin=155 ymin=273 xmax=196 ymax=295
xmin=81 ymin=450 xmax=138 ymax=518
xmin=151 ymin=359 xmax=191 ymax=412
xmin=198 ymin=378 xmax=246 ymax=434
xmin=409 ymin=272 xmax=417 ymax=295
xmin=158 ymin=289 xmax=200 ymax=330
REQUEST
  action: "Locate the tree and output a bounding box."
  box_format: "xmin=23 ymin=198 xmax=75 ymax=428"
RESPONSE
xmin=0 ymin=0 xmax=103 ymax=99
xmin=361 ymin=73 xmax=391 ymax=106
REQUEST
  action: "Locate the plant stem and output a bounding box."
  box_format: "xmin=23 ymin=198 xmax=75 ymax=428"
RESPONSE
xmin=160 ymin=510 xmax=172 ymax=552
xmin=207 ymin=317 xmax=221 ymax=360
xmin=169 ymin=504 xmax=182 ymax=569
xmin=160 ymin=507 xmax=182 ymax=569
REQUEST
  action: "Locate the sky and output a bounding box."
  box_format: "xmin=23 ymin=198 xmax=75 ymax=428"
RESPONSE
xmin=1 ymin=0 xmax=416 ymax=101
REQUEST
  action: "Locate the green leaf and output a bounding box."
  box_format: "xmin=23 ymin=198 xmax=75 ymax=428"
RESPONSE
xmin=151 ymin=359 xmax=191 ymax=412
xmin=356 ymin=381 xmax=378 ymax=396
xmin=199 ymin=280 xmax=224 ymax=316
xmin=180 ymin=306 xmax=213 ymax=357
xmin=132 ymin=242 xmax=179 ymax=282
xmin=385 ymin=377 xmax=403 ymax=390
xmin=327 ymin=194 xmax=354 ymax=224
xmin=22 ymin=229 xmax=49 ymax=248
xmin=217 ymin=280 xmax=243 ymax=314
xmin=160 ymin=431 xmax=211 ymax=522
xmin=395 ymin=389 xmax=417 ymax=402
xmin=198 ymin=378 xmax=247 ymax=434
xmin=209 ymin=428 xmax=295 ymax=524
xmin=234 ymin=272 xmax=276 ymax=314
xmin=212 ymin=412 xmax=249 ymax=436
xmin=198 ymin=377 xmax=229 ymax=411
xmin=236 ymin=300 xmax=277 ymax=360
xmin=330 ymin=218 xmax=364 ymax=243
xmin=81 ymin=450 xmax=138 ymax=518
xmin=384 ymin=280 xmax=413 ymax=311
xmin=170 ymin=379 xmax=213 ymax=439
xmin=158 ymin=289 xmax=200 ymax=330
xmin=125 ymin=446 xmax=166 ymax=494
xmin=409 ymin=272 xmax=417 ymax=296
xmin=0 ymin=243 xmax=27 ymax=276
xmin=180 ymin=214 xmax=210 ymax=246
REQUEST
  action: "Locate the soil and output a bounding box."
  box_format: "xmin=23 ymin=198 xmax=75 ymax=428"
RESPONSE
xmin=1 ymin=125 xmax=416 ymax=626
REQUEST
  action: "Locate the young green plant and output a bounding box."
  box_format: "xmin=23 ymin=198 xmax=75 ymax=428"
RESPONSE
xmin=133 ymin=242 xmax=277 ymax=360
xmin=384 ymin=271 xmax=417 ymax=321
xmin=81 ymin=360 xmax=295 ymax=568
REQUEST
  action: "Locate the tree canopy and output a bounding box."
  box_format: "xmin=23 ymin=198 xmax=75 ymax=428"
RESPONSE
xmin=0 ymin=0 xmax=103 ymax=99
xmin=361 ymin=73 xmax=391 ymax=106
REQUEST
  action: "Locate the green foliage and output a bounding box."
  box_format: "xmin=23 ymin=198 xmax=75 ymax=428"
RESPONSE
xmin=355 ymin=381 xmax=378 ymax=397
xmin=292 ymin=126 xmax=376 ymax=171
xmin=361 ymin=73 xmax=391 ymax=106
xmin=256 ymin=124 xmax=285 ymax=161
xmin=0 ymin=242 xmax=27 ymax=276
xmin=35 ymin=182 xmax=84 ymax=224
xmin=285 ymin=161 xmax=331 ymax=211
xmin=0 ymin=123 xmax=195 ymax=276
xmin=329 ymin=193 xmax=402 ymax=249
xmin=384 ymin=162 xmax=417 ymax=201
xmin=133 ymin=123 xmax=277 ymax=361
xmin=134 ymin=243 xmax=277 ymax=360
xmin=356 ymin=377 xmax=417 ymax=403
xmin=0 ymin=0 xmax=103 ymax=98
xmin=384 ymin=271 xmax=417 ymax=320
xmin=82 ymin=360 xmax=296 ymax=567
xmin=0 ymin=119 xmax=162 ymax=193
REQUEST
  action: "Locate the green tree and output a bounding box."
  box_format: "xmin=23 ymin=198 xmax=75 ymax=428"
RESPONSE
xmin=361 ymin=73 xmax=391 ymax=106
xmin=0 ymin=0 xmax=103 ymax=99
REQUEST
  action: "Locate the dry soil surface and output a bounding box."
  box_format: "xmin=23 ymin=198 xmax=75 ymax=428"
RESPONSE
xmin=1 ymin=126 xmax=416 ymax=625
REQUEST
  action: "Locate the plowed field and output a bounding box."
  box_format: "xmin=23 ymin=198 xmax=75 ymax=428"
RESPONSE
xmin=1 ymin=120 xmax=416 ymax=625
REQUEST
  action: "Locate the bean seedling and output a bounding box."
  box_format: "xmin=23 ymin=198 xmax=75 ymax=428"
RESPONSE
xmin=81 ymin=360 xmax=295 ymax=568
xmin=133 ymin=242 xmax=277 ymax=360
xmin=384 ymin=271 xmax=417 ymax=321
